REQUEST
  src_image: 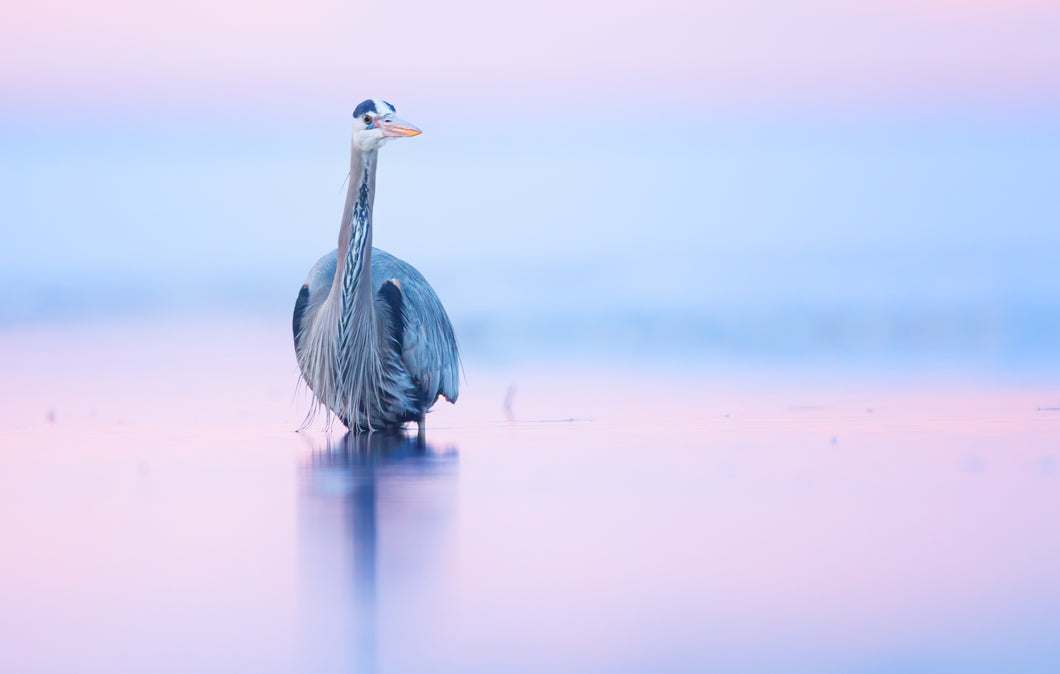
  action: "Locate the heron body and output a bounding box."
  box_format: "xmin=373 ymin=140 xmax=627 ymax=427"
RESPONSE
xmin=293 ymin=100 xmax=459 ymax=432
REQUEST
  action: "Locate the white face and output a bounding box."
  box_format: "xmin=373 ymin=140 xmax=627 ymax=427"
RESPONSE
xmin=351 ymin=99 xmax=421 ymax=152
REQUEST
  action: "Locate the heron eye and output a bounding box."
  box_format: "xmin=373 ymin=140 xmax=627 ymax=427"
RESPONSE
xmin=363 ymin=115 xmax=373 ymax=125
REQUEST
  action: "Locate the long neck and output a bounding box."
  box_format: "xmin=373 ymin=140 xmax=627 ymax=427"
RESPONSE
xmin=332 ymin=144 xmax=378 ymax=315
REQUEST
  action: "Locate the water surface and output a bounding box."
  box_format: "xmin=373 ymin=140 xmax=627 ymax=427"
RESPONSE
xmin=2 ymin=320 xmax=1059 ymax=673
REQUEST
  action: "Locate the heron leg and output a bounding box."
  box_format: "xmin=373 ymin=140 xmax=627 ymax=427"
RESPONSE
xmin=416 ymin=417 xmax=426 ymax=443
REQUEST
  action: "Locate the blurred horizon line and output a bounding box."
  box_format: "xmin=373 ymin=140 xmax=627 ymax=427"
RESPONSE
xmin=4 ymin=270 xmax=1059 ymax=375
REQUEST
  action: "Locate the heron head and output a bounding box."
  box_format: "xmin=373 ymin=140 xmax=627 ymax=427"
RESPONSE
xmin=351 ymin=99 xmax=420 ymax=151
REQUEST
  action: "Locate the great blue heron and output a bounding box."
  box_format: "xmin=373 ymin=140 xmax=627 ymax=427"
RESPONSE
xmin=293 ymin=99 xmax=459 ymax=433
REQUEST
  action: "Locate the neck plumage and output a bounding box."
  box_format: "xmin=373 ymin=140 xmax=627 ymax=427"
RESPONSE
xmin=316 ymin=143 xmax=384 ymax=428
xmin=298 ymin=139 xmax=413 ymax=428
xmin=333 ymin=145 xmax=378 ymax=319
xmin=299 ymin=141 xmax=413 ymax=430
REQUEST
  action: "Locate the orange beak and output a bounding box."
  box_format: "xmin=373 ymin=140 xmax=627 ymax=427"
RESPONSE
xmin=379 ymin=116 xmax=421 ymax=138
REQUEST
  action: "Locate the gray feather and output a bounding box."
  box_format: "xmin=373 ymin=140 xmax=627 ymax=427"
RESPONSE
xmin=293 ymin=247 xmax=459 ymax=428
xmin=371 ymin=249 xmax=460 ymax=405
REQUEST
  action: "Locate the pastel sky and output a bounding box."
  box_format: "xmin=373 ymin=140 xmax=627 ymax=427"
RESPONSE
xmin=3 ymin=0 xmax=1059 ymax=118
xmin=3 ymin=0 xmax=1060 ymax=351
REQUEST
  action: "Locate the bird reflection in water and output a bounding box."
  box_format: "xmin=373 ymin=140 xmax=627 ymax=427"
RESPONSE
xmin=297 ymin=432 xmax=458 ymax=674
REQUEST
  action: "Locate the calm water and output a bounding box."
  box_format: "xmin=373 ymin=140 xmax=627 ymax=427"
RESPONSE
xmin=2 ymin=319 xmax=1060 ymax=673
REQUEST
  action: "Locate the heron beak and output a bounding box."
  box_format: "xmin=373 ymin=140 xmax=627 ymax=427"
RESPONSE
xmin=379 ymin=117 xmax=421 ymax=138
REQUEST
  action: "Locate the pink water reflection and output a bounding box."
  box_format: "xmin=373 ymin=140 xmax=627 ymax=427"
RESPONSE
xmin=2 ymin=320 xmax=1059 ymax=672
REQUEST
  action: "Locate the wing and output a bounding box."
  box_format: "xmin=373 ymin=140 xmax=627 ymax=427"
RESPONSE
xmin=371 ymin=248 xmax=460 ymax=404
xmin=293 ymin=249 xmax=338 ymax=352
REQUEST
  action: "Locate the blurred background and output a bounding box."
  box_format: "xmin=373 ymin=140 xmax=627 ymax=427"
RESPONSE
xmin=5 ymin=4 xmax=1060 ymax=674
xmin=3 ymin=0 xmax=1059 ymax=375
